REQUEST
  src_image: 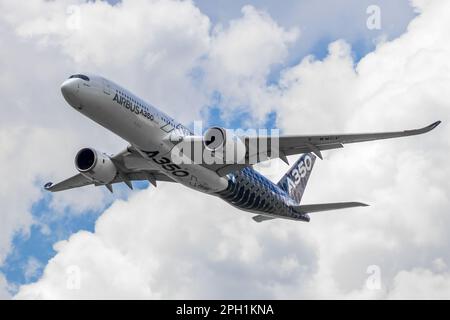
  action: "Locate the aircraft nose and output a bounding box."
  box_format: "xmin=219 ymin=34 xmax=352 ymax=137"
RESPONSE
xmin=61 ymin=79 xmax=78 ymax=96
xmin=61 ymin=79 xmax=80 ymax=107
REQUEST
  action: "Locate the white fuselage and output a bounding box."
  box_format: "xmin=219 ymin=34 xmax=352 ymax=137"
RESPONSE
xmin=61 ymin=74 xmax=228 ymax=193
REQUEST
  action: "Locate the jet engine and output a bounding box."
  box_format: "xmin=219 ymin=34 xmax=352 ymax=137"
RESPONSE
xmin=204 ymin=127 xmax=227 ymax=151
xmin=75 ymin=148 xmax=117 ymax=184
xmin=203 ymin=127 xmax=246 ymax=162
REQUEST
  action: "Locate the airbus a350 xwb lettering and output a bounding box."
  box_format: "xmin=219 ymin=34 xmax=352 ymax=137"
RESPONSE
xmin=45 ymin=74 xmax=440 ymax=222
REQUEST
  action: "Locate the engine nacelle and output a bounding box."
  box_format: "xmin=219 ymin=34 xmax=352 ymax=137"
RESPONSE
xmin=75 ymin=148 xmax=117 ymax=184
xmin=204 ymin=127 xmax=226 ymax=151
xmin=203 ymin=127 xmax=246 ymax=163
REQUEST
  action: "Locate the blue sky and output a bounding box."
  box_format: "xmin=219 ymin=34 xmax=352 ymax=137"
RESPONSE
xmin=197 ymin=0 xmax=415 ymax=58
xmin=0 ymin=0 xmax=419 ymax=296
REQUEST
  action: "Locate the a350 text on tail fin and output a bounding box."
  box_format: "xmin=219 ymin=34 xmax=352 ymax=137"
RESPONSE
xmin=277 ymin=153 xmax=316 ymax=204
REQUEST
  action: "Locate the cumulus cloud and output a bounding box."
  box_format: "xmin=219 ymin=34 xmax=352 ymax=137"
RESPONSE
xmin=1 ymin=0 xmax=211 ymax=122
xmin=0 ymin=0 xmax=214 ymax=266
xmin=23 ymin=257 xmax=43 ymax=282
xmin=203 ymin=5 xmax=299 ymax=121
xmin=16 ymin=184 xmax=318 ymax=299
xmin=1 ymin=0 xmax=449 ymax=299
xmin=388 ymin=267 xmax=450 ymax=299
xmin=0 ymin=0 xmax=297 ymax=269
xmin=0 ymin=273 xmax=11 ymax=299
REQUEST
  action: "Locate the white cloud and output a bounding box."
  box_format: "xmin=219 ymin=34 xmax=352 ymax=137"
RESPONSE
xmin=0 ymin=125 xmax=109 ymax=264
xmin=0 ymin=0 xmax=298 ymax=270
xmin=208 ymin=6 xmax=298 ymax=79
xmin=203 ymin=5 xmax=299 ymax=121
xmin=23 ymin=257 xmax=43 ymax=282
xmin=197 ymin=0 xmax=417 ymax=66
xmin=0 ymin=0 xmax=214 ymax=266
xmin=16 ymin=184 xmax=318 ymax=299
xmin=388 ymin=268 xmax=450 ymax=299
xmin=0 ymin=273 xmax=11 ymax=299
xmin=1 ymin=0 xmax=211 ymax=123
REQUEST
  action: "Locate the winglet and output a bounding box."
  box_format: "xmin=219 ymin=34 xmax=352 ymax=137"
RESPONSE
xmin=407 ymin=120 xmax=441 ymax=135
xmin=44 ymin=182 xmax=54 ymax=191
xmin=428 ymin=120 xmax=441 ymax=131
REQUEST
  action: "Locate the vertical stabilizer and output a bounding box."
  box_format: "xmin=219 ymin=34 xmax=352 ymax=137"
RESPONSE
xmin=277 ymin=153 xmax=316 ymax=204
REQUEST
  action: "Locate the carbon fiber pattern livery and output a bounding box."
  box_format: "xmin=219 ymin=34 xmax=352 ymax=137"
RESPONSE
xmin=216 ymin=166 xmax=310 ymax=222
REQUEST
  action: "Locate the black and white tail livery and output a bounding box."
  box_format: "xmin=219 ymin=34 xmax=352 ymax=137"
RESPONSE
xmin=277 ymin=153 xmax=316 ymax=204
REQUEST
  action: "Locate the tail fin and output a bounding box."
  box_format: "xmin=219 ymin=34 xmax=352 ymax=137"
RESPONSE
xmin=277 ymin=153 xmax=316 ymax=204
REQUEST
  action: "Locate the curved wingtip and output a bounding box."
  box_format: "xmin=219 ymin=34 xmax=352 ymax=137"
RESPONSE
xmin=430 ymin=120 xmax=441 ymax=130
xmin=44 ymin=182 xmax=53 ymax=191
xmin=358 ymin=202 xmax=370 ymax=207
xmin=350 ymin=202 xmax=369 ymax=207
xmin=410 ymin=120 xmax=441 ymax=135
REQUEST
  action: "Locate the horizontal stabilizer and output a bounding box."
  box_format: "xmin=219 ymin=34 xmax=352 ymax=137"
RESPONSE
xmin=252 ymin=215 xmax=276 ymax=223
xmin=251 ymin=202 xmax=367 ymax=223
xmin=294 ymin=201 xmax=369 ymax=214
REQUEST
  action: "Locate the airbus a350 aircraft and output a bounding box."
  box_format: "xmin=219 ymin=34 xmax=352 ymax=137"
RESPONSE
xmin=45 ymin=74 xmax=440 ymax=222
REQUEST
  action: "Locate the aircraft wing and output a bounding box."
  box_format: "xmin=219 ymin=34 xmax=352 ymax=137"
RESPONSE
xmin=272 ymin=121 xmax=441 ymax=160
xmin=206 ymin=121 xmax=440 ymax=176
xmin=44 ymin=148 xmax=175 ymax=192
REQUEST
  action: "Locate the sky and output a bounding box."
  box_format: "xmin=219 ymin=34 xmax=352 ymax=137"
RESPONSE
xmin=0 ymin=0 xmax=449 ymax=299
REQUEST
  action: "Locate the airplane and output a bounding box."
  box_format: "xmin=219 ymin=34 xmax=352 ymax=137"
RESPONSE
xmin=44 ymin=73 xmax=441 ymax=223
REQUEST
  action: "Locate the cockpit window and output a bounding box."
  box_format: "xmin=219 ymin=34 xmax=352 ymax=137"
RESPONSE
xmin=69 ymin=74 xmax=90 ymax=81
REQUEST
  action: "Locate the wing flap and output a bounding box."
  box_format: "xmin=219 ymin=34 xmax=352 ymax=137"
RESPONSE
xmin=113 ymin=171 xmax=175 ymax=183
